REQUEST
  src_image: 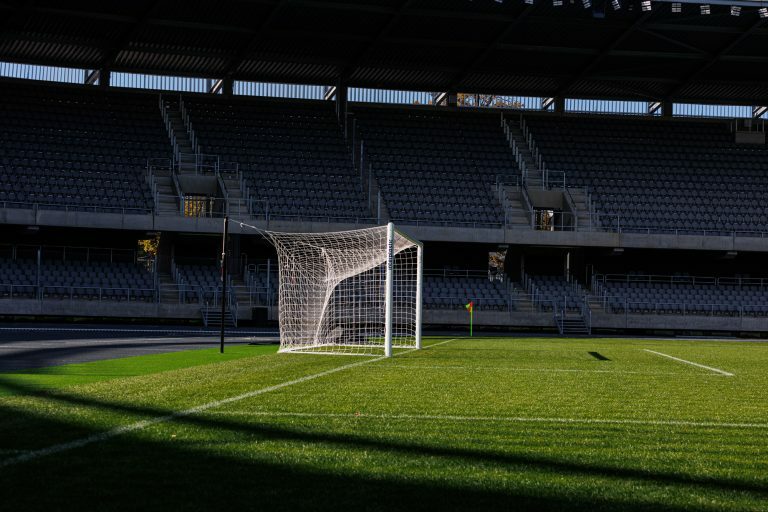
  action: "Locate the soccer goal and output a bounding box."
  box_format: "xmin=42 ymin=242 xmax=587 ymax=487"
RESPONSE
xmin=242 ymin=222 xmax=422 ymax=357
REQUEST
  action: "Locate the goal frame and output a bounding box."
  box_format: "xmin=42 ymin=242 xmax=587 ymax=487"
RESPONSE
xmin=384 ymin=222 xmax=423 ymax=356
xmin=265 ymin=222 xmax=423 ymax=357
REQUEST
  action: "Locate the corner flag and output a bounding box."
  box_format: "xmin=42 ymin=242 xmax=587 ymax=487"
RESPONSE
xmin=465 ymin=301 xmax=474 ymax=336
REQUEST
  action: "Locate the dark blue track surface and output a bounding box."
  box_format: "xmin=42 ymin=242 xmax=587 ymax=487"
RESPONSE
xmin=0 ymin=323 xmax=279 ymax=371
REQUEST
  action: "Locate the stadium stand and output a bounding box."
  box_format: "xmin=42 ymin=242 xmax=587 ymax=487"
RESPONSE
xmin=183 ymin=97 xmax=372 ymax=221
xmin=0 ymin=83 xmax=167 ymax=213
xmin=173 ymin=263 xmax=228 ymax=304
xmin=353 ymin=108 xmax=514 ymax=226
xmin=0 ymin=257 xmax=155 ymax=301
xmin=524 ymin=116 xmax=768 ymax=234
xmin=524 ymin=274 xmax=588 ymax=313
xmin=423 ymin=271 xmax=514 ymax=311
xmin=592 ymin=274 xmax=768 ymax=317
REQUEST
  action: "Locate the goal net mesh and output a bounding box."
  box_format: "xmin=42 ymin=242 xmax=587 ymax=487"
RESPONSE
xmin=265 ymin=225 xmax=421 ymax=356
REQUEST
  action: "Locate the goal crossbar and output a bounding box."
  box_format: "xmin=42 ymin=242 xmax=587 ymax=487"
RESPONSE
xmin=236 ymin=221 xmax=422 ymax=357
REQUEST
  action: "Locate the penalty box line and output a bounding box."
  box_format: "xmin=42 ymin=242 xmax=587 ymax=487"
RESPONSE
xmin=643 ymin=349 xmax=735 ymax=377
xmin=0 ymin=338 xmax=459 ymax=470
xmin=206 ymin=411 xmax=768 ymax=430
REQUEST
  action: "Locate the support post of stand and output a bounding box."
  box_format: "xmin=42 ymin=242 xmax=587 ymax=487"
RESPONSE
xmin=220 ymin=216 xmax=229 ymax=354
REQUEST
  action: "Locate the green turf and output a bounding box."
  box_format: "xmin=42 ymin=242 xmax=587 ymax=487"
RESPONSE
xmin=1 ymin=336 xmax=767 ymax=511
xmin=0 ymin=344 xmax=277 ymax=396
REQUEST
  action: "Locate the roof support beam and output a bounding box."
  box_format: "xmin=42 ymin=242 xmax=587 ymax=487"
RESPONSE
xmin=216 ymin=0 xmax=290 ymax=81
xmin=635 ymin=28 xmax=708 ymax=56
xmin=664 ymin=18 xmax=768 ymax=100
xmin=555 ymin=13 xmax=653 ymax=98
xmin=98 ymin=0 xmax=166 ymax=72
xmin=338 ymin=0 xmax=417 ymax=83
xmin=445 ymin=5 xmax=536 ymax=91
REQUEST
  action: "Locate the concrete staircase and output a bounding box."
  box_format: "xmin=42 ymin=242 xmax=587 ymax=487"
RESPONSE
xmin=153 ymin=168 xmax=180 ymax=215
xmin=566 ymin=188 xmax=592 ymax=231
xmin=163 ymin=101 xmax=196 ymax=173
xmin=220 ymin=173 xmax=249 ymax=217
xmin=202 ymin=308 xmax=236 ymax=328
xmin=503 ymin=119 xmax=543 ymax=189
xmin=509 ymin=283 xmax=535 ymax=311
xmin=559 ymin=314 xmax=590 ymax=335
xmin=158 ymin=272 xmax=181 ymax=303
xmin=230 ymin=276 xmax=251 ymax=307
xmin=498 ymin=185 xmax=533 ymax=229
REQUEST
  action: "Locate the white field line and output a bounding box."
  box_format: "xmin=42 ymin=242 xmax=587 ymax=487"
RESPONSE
xmin=643 ymin=349 xmax=735 ymax=377
xmin=205 ymin=410 xmax=768 ymax=430
xmin=387 ymin=365 xmax=680 ymax=376
xmin=0 ymin=338 xmax=459 ymax=469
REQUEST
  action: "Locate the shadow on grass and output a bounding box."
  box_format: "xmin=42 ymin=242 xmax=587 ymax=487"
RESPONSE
xmin=0 ymin=340 xmax=236 ymax=372
xmin=0 ymin=377 xmax=765 ymax=511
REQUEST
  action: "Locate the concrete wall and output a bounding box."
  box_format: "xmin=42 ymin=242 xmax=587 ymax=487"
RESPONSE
xmin=0 ymin=299 xmax=201 ymax=320
xmin=591 ymin=312 xmax=768 ymax=332
xmin=178 ymin=175 xmax=218 ymax=195
xmin=3 ymin=205 xmax=768 ymax=253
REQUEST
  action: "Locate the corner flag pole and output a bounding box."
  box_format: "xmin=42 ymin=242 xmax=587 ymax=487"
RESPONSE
xmin=220 ymin=216 xmax=229 ymax=354
xmin=465 ymin=300 xmax=474 ymax=337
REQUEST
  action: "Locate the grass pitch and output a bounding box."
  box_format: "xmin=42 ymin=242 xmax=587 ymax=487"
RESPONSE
xmin=0 ymin=336 xmax=767 ymax=511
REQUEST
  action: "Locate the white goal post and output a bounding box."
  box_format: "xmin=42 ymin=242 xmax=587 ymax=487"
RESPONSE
xmin=258 ymin=222 xmax=422 ymax=357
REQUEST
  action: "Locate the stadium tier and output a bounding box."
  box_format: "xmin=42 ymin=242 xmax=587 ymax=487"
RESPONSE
xmin=354 ymin=108 xmax=514 ymax=227
xmin=0 ymin=84 xmax=167 ymax=213
xmin=525 ymin=116 xmax=768 ymax=234
xmin=423 ymin=272 xmax=515 ymax=311
xmin=0 ymin=257 xmax=154 ymax=301
xmin=524 ymin=274 xmax=588 ymax=313
xmin=173 ymin=263 xmax=232 ymax=304
xmin=183 ymin=97 xmax=372 ymax=221
xmin=593 ymin=274 xmax=768 ymax=317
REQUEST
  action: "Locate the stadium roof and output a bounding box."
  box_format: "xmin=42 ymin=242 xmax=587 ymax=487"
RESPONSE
xmin=1 ymin=0 xmax=767 ymax=104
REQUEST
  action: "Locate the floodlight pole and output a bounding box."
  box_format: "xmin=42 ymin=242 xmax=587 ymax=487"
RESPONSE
xmin=384 ymin=222 xmax=395 ymax=357
xmin=220 ymin=216 xmax=229 ymax=354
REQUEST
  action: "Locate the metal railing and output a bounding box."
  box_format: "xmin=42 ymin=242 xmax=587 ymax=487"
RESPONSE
xmin=423 ymin=296 xmax=526 ymax=313
xmin=159 ymin=95 xmax=179 ymax=163
xmin=543 ymin=169 xmax=565 ymax=190
xmin=520 ymin=184 xmax=535 ymax=228
xmin=0 ymin=284 xmax=157 ymax=303
xmin=179 ymin=95 xmax=197 ymax=155
xmin=0 ymin=201 xmax=151 ymax=216
xmin=598 ymin=296 xmax=768 ymax=318
xmin=594 ymin=273 xmax=768 ymax=289
xmin=520 ymin=115 xmax=546 ymax=173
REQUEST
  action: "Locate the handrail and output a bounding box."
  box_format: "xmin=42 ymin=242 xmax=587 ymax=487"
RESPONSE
xmin=594 ymin=273 xmax=768 ymax=288
xmin=179 ymin=95 xmax=198 ymax=155
xmin=216 ymin=172 xmax=229 ymax=215
xmin=159 ymin=95 xmax=179 ymax=164
xmin=563 ymin=187 xmax=578 ymax=230
xmin=520 ymin=184 xmax=535 ymax=228
xmin=598 ymin=296 xmax=768 ymax=318
xmin=0 ymin=283 xmax=159 ymax=303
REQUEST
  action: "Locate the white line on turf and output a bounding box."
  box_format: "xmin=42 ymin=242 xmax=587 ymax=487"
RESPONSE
xmin=643 ymin=349 xmax=735 ymax=377
xmin=0 ymin=338 xmax=459 ymax=469
xmin=204 ymin=411 xmax=768 ymax=430
xmin=387 ymin=365 xmax=681 ymax=376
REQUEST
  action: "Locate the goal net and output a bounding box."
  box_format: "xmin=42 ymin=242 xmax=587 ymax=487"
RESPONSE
xmin=263 ymin=223 xmax=422 ymax=356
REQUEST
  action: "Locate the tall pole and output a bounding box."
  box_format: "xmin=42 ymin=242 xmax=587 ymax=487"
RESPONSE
xmin=384 ymin=222 xmax=395 ymax=357
xmin=415 ymin=244 xmax=423 ymax=350
xmin=220 ymin=216 xmax=229 ymax=354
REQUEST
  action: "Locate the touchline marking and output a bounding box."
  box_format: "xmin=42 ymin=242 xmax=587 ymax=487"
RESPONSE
xmin=0 ymin=338 xmax=459 ymax=469
xmin=388 ymin=365 xmax=681 ymax=376
xmin=643 ymin=349 xmax=735 ymax=377
xmin=205 ymin=411 xmax=768 ymax=430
